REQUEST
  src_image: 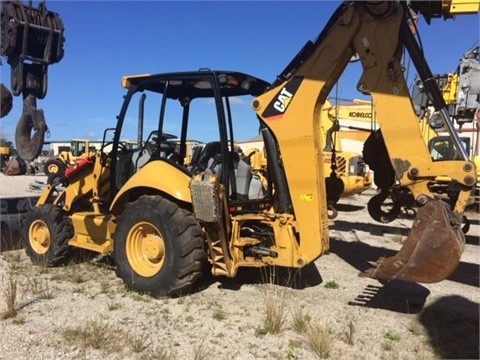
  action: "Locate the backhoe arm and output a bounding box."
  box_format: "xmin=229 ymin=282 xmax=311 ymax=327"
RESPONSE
xmin=253 ymin=1 xmax=477 ymax=283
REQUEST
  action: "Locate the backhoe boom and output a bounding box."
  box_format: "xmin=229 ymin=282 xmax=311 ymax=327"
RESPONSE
xmin=253 ymin=1 xmax=476 ymax=282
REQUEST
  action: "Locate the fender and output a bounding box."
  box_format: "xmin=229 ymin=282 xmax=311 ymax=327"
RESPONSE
xmin=110 ymin=160 xmax=192 ymax=213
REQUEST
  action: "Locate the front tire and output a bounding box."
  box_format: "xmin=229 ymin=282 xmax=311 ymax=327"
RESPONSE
xmin=113 ymin=195 xmax=206 ymax=298
xmin=23 ymin=204 xmax=74 ymax=266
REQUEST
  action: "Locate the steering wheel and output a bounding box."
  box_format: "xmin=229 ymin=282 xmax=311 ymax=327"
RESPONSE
xmin=100 ymin=141 xmax=127 ymax=154
xmin=99 ymin=141 xmax=128 ymax=167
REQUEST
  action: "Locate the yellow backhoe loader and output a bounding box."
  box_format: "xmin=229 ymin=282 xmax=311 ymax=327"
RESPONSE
xmin=22 ymin=1 xmax=478 ymax=298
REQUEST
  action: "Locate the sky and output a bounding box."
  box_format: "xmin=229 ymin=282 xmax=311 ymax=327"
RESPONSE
xmin=0 ymin=0 xmax=479 ymax=144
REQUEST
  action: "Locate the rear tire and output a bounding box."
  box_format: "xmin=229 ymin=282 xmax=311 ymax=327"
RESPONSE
xmin=113 ymin=195 xmax=206 ymax=298
xmin=23 ymin=204 xmax=74 ymax=266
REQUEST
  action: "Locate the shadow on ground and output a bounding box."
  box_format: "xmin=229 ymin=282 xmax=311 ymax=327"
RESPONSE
xmin=0 ymin=223 xmax=23 ymax=252
xmin=331 ymin=219 xmax=409 ymax=237
xmin=335 ymin=203 xmax=365 ymax=212
xmin=465 ymin=232 xmax=480 ymax=245
xmin=348 ymin=281 xmax=430 ymax=314
xmin=195 ymin=262 xmax=323 ymax=293
xmin=329 ymin=237 xmax=479 ymax=288
xmin=419 ymin=295 xmax=479 ymax=359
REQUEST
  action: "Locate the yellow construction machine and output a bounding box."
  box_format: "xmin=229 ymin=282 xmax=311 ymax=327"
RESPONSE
xmin=412 ymin=45 xmax=480 ymax=205
xmin=325 ymin=98 xmax=375 ymax=146
xmin=322 ymin=98 xmax=374 ymax=202
xmin=22 ymin=1 xmax=478 ymax=297
xmin=241 ymin=97 xmax=374 ymax=214
xmin=43 ymin=139 xmax=98 ymax=178
xmin=325 ymin=92 xmax=477 ymax=231
xmin=0 ymin=145 xmax=10 ymax=171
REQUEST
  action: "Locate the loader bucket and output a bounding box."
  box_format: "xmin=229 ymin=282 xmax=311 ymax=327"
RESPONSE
xmin=361 ymin=198 xmax=465 ymax=283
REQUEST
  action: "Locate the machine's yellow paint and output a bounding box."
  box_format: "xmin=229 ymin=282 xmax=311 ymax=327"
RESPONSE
xmin=126 ymin=221 xmax=166 ymax=278
xmin=122 ymin=74 xmax=152 ymax=88
xmin=68 ymin=212 xmax=114 ymax=254
xmin=28 ymin=219 xmax=50 ymax=255
xmin=445 ymin=0 xmax=480 ymax=13
xmin=111 ymin=161 xmax=192 ymax=210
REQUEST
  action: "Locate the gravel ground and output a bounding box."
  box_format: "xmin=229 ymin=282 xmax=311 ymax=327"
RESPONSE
xmin=0 ymin=173 xmax=48 ymax=198
xmin=0 ymin=174 xmax=478 ymax=360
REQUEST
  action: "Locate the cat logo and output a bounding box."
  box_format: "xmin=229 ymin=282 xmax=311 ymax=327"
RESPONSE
xmin=273 ymin=87 xmax=293 ymax=113
xmin=262 ymin=77 xmax=303 ymax=120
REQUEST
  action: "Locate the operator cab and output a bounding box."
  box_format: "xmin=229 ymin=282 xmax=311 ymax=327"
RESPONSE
xmin=108 ymin=70 xmax=272 ymax=211
xmin=428 ymin=136 xmax=471 ymax=161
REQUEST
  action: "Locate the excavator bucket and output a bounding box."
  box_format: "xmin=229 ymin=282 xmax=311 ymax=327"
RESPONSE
xmin=361 ymin=198 xmax=465 ymax=283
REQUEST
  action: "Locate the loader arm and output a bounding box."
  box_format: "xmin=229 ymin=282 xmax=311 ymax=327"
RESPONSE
xmin=253 ymin=1 xmax=477 ymax=283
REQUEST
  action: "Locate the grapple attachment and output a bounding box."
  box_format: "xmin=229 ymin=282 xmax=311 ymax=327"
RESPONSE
xmin=362 ymin=198 xmax=465 ymax=283
xmin=1 ymin=0 xmax=65 ymax=161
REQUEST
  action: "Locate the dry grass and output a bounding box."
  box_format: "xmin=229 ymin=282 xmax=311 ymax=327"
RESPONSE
xmin=127 ymin=333 xmax=149 ymax=353
xmin=1 ymin=252 xmax=23 ymax=274
xmin=258 ymin=284 xmax=287 ymax=335
xmin=143 ymin=346 xmax=177 ymax=360
xmin=292 ymin=306 xmax=311 ymax=334
xmin=344 ymin=318 xmax=356 ymax=345
xmin=25 ymin=276 xmax=54 ymax=299
xmin=1 ymin=275 xmax=18 ymax=319
xmin=193 ymin=337 xmax=212 ymax=360
xmin=306 ymin=324 xmax=333 ymax=359
xmin=62 ymin=320 xmax=125 ymax=353
xmin=108 ymin=301 xmax=121 ymax=311
xmin=212 ymin=307 xmax=226 ymax=321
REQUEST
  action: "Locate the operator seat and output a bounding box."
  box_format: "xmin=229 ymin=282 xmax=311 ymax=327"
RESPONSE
xmin=190 ymin=141 xmax=256 ymax=200
xmin=191 ymin=141 xmax=222 ymax=174
xmin=235 ymin=156 xmax=253 ymax=200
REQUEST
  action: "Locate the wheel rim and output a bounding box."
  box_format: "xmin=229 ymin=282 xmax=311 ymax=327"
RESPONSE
xmin=126 ymin=222 xmax=166 ymax=278
xmin=47 ymin=163 xmax=59 ymax=174
xmin=29 ymin=219 xmax=50 ymax=255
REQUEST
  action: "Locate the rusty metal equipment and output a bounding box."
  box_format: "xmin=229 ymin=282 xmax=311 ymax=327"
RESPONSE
xmin=0 ymin=82 xmax=12 ymax=117
xmin=0 ymin=0 xmax=65 ymax=161
xmin=362 ymin=197 xmax=465 ymax=283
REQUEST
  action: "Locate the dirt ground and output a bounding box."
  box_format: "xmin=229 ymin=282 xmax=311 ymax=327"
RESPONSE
xmin=0 ymin=174 xmax=478 ymax=360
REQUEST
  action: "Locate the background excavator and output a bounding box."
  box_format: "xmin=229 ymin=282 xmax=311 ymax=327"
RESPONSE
xmin=22 ymin=1 xmax=478 ymax=298
xmin=412 ymin=45 xmax=480 ymax=204
xmin=326 ymin=44 xmax=479 ymax=231
xmin=323 ymin=98 xmax=375 ymax=205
